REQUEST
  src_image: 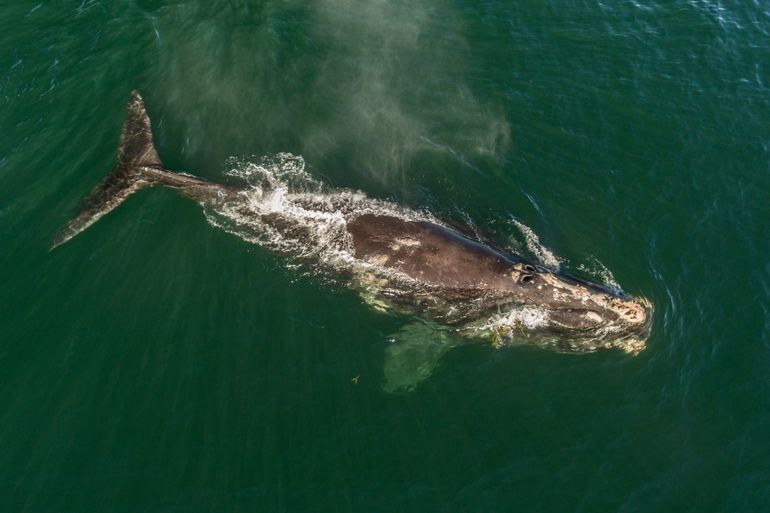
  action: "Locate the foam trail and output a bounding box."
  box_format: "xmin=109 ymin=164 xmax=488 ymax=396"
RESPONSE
xmin=203 ymin=154 xmax=440 ymax=281
xmin=577 ymin=258 xmax=623 ymax=295
xmin=510 ymin=219 xmax=562 ymax=269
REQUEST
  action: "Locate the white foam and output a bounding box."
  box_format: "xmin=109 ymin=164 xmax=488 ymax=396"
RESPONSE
xmin=576 ymin=257 xmax=623 ymax=295
xmin=510 ymin=219 xmax=562 ymax=269
xmin=467 ymin=304 xmax=551 ymax=333
xmin=203 ymin=154 xmax=438 ymax=281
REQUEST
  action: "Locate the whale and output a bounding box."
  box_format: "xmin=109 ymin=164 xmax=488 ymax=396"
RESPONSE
xmin=53 ymin=91 xmax=653 ymax=391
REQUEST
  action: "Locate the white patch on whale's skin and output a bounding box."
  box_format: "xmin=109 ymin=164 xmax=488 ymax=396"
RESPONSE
xmin=389 ymin=237 xmax=421 ymax=251
xmin=365 ymin=254 xmax=389 ymax=266
xmin=584 ymin=311 xmax=603 ymax=324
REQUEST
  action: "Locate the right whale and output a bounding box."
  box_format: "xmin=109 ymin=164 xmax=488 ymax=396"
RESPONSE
xmin=53 ymin=91 xmax=653 ymax=391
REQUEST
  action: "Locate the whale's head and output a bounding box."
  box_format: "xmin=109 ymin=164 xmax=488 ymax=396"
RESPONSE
xmin=484 ymin=263 xmax=653 ymax=353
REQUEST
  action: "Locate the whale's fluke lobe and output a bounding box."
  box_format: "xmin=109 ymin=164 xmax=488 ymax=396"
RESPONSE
xmin=117 ymin=90 xmax=162 ymax=168
xmin=52 ymin=91 xmax=163 ymax=249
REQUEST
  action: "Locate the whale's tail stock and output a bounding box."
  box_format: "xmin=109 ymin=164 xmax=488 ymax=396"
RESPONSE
xmin=52 ymin=91 xmax=216 ymax=249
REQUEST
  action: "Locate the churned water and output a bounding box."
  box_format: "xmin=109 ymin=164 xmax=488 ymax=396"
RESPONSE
xmin=1 ymin=1 xmax=769 ymax=511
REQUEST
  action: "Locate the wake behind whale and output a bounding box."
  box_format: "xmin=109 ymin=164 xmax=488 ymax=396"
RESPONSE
xmin=54 ymin=92 xmax=653 ymax=391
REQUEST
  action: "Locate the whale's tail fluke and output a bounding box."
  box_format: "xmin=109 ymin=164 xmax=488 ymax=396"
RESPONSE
xmin=52 ymin=91 xmax=164 ymax=249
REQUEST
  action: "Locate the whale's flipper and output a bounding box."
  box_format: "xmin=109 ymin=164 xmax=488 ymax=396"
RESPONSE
xmin=52 ymin=91 xmax=163 ymax=249
xmin=382 ymin=321 xmax=459 ymax=393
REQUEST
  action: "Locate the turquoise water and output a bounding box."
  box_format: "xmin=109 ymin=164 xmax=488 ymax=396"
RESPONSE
xmin=2 ymin=0 xmax=770 ymax=511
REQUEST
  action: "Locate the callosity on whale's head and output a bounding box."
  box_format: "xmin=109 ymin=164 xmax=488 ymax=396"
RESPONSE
xmin=471 ymin=262 xmax=653 ymax=353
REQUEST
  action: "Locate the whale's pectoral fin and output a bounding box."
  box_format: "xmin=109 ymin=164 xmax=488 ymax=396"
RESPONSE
xmin=382 ymin=321 xmax=459 ymax=393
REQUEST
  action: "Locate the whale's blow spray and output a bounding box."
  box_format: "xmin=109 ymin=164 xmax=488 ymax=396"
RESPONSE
xmin=300 ymin=0 xmax=511 ymax=182
xmin=149 ymin=0 xmax=510 ymax=183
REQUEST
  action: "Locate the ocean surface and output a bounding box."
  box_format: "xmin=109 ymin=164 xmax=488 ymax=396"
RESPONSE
xmin=2 ymin=1 xmax=769 ymax=511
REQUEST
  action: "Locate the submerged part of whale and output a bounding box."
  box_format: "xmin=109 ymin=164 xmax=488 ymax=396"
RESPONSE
xmin=53 ymin=91 xmax=653 ymax=392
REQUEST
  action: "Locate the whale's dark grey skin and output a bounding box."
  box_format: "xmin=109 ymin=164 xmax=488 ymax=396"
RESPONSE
xmin=54 ymin=92 xmax=652 ymax=391
xmin=346 ymin=214 xmax=650 ymax=336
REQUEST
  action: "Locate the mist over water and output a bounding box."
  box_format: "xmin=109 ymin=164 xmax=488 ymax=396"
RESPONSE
xmin=2 ymin=0 xmax=770 ymax=512
xmin=148 ymin=0 xmax=509 ymax=186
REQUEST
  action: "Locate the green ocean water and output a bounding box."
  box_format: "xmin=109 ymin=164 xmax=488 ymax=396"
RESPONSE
xmin=2 ymin=0 xmax=770 ymax=511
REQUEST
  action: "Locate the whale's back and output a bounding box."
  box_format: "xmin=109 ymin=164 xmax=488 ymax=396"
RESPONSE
xmin=347 ymin=214 xmax=517 ymax=291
